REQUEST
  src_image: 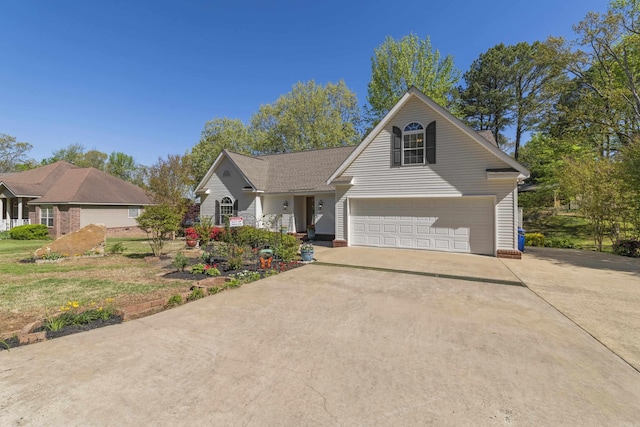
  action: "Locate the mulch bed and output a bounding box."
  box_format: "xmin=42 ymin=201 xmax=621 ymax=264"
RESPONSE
xmin=0 ymin=315 xmax=123 ymax=352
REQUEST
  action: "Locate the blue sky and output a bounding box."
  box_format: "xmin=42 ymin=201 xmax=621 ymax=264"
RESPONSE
xmin=1 ymin=0 xmax=608 ymax=166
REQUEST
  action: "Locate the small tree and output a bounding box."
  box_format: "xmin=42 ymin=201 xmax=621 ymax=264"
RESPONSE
xmin=136 ymin=204 xmax=181 ymax=256
xmin=559 ymin=156 xmax=624 ymax=251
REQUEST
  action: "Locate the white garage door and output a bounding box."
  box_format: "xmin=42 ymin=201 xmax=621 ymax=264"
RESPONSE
xmin=350 ymin=198 xmax=494 ymax=255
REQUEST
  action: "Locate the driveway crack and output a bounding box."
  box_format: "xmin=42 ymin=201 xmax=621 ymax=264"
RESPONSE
xmin=306 ymin=383 xmax=340 ymax=426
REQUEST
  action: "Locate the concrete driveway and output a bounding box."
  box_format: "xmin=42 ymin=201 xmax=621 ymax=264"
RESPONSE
xmin=2 ymin=255 xmax=640 ymax=425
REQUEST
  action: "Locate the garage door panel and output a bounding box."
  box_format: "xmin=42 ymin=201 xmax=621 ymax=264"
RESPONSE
xmin=350 ymin=198 xmax=494 ymax=255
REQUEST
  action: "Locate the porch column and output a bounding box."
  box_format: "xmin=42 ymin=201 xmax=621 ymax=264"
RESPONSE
xmin=5 ymin=198 xmax=10 ymax=222
xmin=17 ymin=198 xmax=23 ymax=222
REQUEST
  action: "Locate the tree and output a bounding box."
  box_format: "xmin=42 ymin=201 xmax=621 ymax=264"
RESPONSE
xmin=147 ymin=154 xmax=192 ymax=213
xmin=81 ymin=150 xmax=108 ymax=170
xmin=187 ymin=118 xmax=250 ymax=187
xmin=367 ymin=34 xmax=459 ymax=123
xmin=552 ymin=1 xmax=640 ymax=157
xmin=0 ymin=134 xmax=33 ymax=173
xmin=136 ymin=204 xmax=181 ymax=257
xmin=105 ymin=152 xmax=137 ymax=182
xmin=559 ymin=155 xmax=624 ymax=251
xmin=250 ymin=80 xmax=361 ymax=154
xmin=457 ymin=44 xmax=515 ymax=150
xmin=44 ymin=143 xmax=86 ymax=165
xmin=457 ymin=41 xmax=566 ymax=157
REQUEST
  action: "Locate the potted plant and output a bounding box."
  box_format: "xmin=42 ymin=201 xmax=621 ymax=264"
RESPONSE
xmin=300 ymin=242 xmax=314 ymax=262
xmin=307 ymin=223 xmax=316 ymax=240
xmin=185 ymin=227 xmax=199 ymax=247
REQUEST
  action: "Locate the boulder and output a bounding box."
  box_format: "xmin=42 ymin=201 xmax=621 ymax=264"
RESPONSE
xmin=34 ymin=224 xmax=107 ymax=259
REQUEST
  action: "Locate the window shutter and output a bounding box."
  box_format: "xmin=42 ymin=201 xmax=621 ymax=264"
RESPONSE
xmin=214 ymin=200 xmax=220 ymax=225
xmin=426 ymin=121 xmax=436 ymax=164
xmin=233 ymin=200 xmax=238 ymax=216
xmin=392 ymin=126 xmax=402 ymax=166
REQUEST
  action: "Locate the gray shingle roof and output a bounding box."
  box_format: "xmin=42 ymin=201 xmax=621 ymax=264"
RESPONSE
xmin=225 ymin=146 xmax=357 ymax=193
xmin=477 ymin=130 xmax=498 ymax=146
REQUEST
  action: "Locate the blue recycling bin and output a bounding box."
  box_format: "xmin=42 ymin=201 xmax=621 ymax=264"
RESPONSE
xmin=518 ymin=228 xmax=525 ymax=252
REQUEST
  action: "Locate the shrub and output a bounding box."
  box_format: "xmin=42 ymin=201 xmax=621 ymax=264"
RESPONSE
xmin=190 ymin=263 xmax=207 ymax=274
xmin=228 ymin=254 xmax=243 ymax=270
xmin=107 ymin=242 xmax=126 ymax=254
xmin=274 ymin=233 xmax=298 ymax=262
xmin=613 ymin=239 xmax=640 ymax=258
xmin=208 ymin=286 xmax=222 ymax=295
xmin=187 ymin=288 xmax=205 ymax=301
xmin=525 ymin=233 xmax=545 ymax=247
xmin=166 ymin=294 xmax=183 ymax=307
xmin=204 ymin=265 xmax=221 ymax=276
xmin=9 ymin=224 xmax=50 ymax=240
xmin=172 ymin=252 xmax=189 ymax=272
xmin=136 ymin=204 xmax=181 ymax=257
xmin=543 ymin=236 xmax=578 ymax=249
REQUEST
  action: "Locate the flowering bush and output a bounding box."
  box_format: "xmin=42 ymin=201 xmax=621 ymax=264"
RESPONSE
xmin=185 ymin=227 xmax=199 ymax=240
xmin=191 ymin=263 xmax=220 ymax=276
xmin=211 ymin=227 xmax=226 ymax=241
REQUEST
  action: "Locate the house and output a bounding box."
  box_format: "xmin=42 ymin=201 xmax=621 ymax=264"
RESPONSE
xmin=196 ymin=87 xmax=530 ymax=257
xmin=0 ymin=161 xmax=154 ymax=238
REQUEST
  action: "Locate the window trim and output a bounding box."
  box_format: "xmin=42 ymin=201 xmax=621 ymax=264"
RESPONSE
xmin=402 ymin=122 xmax=425 ymax=165
xmin=128 ymin=206 xmax=141 ymax=218
xmin=40 ymin=205 xmax=54 ymax=227
xmin=220 ymin=196 xmax=234 ymax=223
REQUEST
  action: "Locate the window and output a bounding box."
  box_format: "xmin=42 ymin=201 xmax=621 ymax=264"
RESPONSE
xmin=128 ymin=206 xmax=141 ymax=218
xmin=40 ymin=206 xmax=54 ymax=227
xmin=220 ymin=197 xmax=234 ymax=222
xmin=403 ymin=122 xmax=424 ymax=164
xmin=392 ymin=121 xmax=436 ymax=166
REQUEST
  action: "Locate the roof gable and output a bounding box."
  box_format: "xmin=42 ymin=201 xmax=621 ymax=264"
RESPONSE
xmin=196 ymin=146 xmax=357 ymax=195
xmin=328 ymin=87 xmax=530 ymax=184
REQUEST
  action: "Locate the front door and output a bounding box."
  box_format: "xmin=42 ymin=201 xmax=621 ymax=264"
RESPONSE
xmin=305 ymin=197 xmax=315 ymax=230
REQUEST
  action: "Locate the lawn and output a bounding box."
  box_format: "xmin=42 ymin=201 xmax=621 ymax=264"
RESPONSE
xmin=524 ymin=212 xmax=622 ymax=252
xmin=0 ymin=237 xmax=192 ymax=334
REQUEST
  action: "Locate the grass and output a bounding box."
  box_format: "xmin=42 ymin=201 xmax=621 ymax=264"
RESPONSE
xmin=524 ymin=212 xmax=620 ymax=252
xmin=0 ymin=237 xmax=191 ymax=333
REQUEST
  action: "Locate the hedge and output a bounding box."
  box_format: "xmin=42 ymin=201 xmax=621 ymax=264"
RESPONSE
xmin=9 ymin=224 xmax=50 ymax=240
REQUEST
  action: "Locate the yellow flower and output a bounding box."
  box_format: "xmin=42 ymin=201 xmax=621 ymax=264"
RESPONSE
xmin=105 ymin=298 xmax=114 ymax=304
xmin=90 ymin=301 xmax=96 ymax=306
xmin=71 ymin=301 xmax=79 ymax=309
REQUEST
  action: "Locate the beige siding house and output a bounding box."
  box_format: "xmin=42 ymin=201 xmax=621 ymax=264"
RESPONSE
xmin=0 ymin=161 xmax=153 ymax=238
xmin=196 ymin=87 xmax=529 ymax=257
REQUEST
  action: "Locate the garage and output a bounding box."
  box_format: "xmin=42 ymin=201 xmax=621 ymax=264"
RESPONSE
xmin=349 ymin=197 xmax=495 ymax=255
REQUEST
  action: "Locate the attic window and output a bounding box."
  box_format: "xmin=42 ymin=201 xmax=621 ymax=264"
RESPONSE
xmin=223 ymin=170 xmax=231 ymax=177
xmin=391 ymin=121 xmax=436 ymax=166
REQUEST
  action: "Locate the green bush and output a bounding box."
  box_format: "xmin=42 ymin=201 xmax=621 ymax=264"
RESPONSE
xmin=613 ymin=239 xmax=640 ymax=258
xmin=187 ymin=287 xmax=206 ymax=301
xmin=9 ymin=224 xmax=50 ymax=240
xmin=274 ymin=233 xmax=298 ymax=261
xmin=525 ymin=233 xmax=545 ymax=247
xmin=544 ymin=236 xmax=579 ymax=249
xmin=172 ymin=252 xmax=189 ymax=272
xmin=107 ymin=242 xmax=126 ymax=254
xmin=166 ymin=294 xmax=183 ymax=307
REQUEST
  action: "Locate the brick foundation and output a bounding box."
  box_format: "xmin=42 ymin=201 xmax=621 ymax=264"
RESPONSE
xmin=497 ymin=249 xmax=522 ymax=260
xmin=332 ymin=239 xmax=348 ymax=248
xmin=106 ymin=226 xmax=147 ymax=238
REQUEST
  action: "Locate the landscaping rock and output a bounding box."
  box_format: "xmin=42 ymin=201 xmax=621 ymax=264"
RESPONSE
xmin=34 ymin=224 xmax=106 ymax=259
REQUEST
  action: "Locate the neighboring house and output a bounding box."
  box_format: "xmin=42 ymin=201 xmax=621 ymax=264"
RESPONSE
xmin=0 ymin=161 xmax=154 ymax=238
xmin=196 ymin=87 xmax=530 ymax=257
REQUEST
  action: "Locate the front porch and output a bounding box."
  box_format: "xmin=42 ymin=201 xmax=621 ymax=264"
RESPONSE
xmin=0 ymin=196 xmax=32 ymax=232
